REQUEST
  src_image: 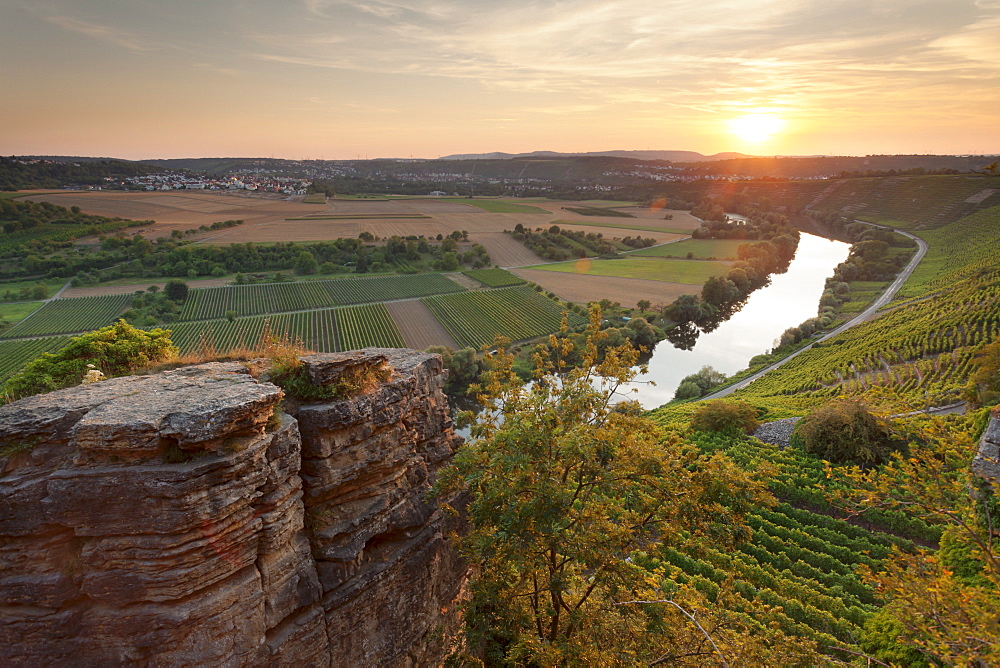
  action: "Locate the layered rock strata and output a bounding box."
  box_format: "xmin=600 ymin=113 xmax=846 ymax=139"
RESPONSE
xmin=0 ymin=350 xmax=465 ymax=666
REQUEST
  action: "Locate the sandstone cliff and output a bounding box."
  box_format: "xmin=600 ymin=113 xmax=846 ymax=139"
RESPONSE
xmin=0 ymin=349 xmax=465 ymax=666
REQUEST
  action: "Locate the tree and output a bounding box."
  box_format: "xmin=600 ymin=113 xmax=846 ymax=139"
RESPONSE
xmin=2 ymin=320 xmax=177 ymax=402
xmin=164 ymin=279 xmax=189 ymax=302
xmin=435 ymin=311 xmax=786 ymax=664
xmin=294 ymin=250 xmax=319 ymax=275
xmin=794 ymin=398 xmax=898 ymax=466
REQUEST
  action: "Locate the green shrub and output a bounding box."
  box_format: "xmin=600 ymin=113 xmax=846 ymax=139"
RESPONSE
xmin=689 ymin=399 xmax=761 ymax=435
xmin=794 ymin=398 xmax=898 ymax=466
xmin=2 ymin=320 xmax=177 ymax=402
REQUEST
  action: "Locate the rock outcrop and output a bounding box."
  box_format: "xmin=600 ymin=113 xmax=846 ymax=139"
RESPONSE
xmin=972 ymin=407 xmax=1000 ymax=490
xmin=0 ymin=349 xmax=465 ymax=666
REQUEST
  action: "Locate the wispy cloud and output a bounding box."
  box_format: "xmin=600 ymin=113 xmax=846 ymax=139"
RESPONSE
xmin=45 ymin=15 xmax=155 ymax=52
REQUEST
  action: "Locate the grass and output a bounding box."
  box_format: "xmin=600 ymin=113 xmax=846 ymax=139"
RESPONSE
xmin=0 ymin=277 xmax=67 ymax=297
xmin=0 ymin=301 xmax=45 ymax=324
xmin=552 ymin=219 xmax=691 ymax=234
xmin=440 ymin=198 xmax=549 ymax=214
xmin=631 ymin=239 xmax=746 ymax=260
xmin=529 ymin=256 xmax=731 ymax=285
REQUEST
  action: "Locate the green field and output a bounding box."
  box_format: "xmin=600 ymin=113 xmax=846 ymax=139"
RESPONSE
xmin=0 ymin=336 xmax=71 ymax=383
xmin=166 ymin=303 xmax=404 ymax=355
xmin=531 ymin=256 xmax=731 ymax=285
xmin=0 ymin=301 xmax=45 ymax=324
xmin=462 ymin=268 xmax=526 ymax=287
xmin=440 ymin=198 xmax=549 ymax=214
xmin=422 ymin=286 xmax=585 ymax=348
xmin=178 ymin=274 xmax=465 ymax=322
xmin=631 ymin=238 xmax=745 ymax=259
xmin=0 ymin=294 xmax=131 ymax=339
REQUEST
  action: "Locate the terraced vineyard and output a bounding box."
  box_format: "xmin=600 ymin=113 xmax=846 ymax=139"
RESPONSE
xmin=462 ymin=268 xmax=526 ymax=287
xmin=652 ymin=497 xmax=901 ymax=649
xmin=165 ymin=304 xmax=403 ymax=355
xmin=422 ymin=286 xmax=586 ymax=349
xmin=0 ymin=336 xmax=71 ymax=383
xmin=178 ymin=274 xmax=464 ymax=321
xmin=808 ymin=175 xmax=999 ymax=228
xmin=0 ymin=294 xmax=131 ymax=339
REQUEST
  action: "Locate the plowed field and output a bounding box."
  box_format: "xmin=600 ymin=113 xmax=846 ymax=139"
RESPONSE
xmin=386 ymin=299 xmax=459 ymax=349
xmin=511 ymin=268 xmax=695 ymax=309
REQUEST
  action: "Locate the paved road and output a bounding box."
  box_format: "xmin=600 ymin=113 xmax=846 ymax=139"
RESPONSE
xmin=702 ymin=228 xmax=928 ymax=400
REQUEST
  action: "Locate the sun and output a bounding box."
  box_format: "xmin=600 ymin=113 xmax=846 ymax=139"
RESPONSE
xmin=728 ymin=112 xmax=786 ymax=143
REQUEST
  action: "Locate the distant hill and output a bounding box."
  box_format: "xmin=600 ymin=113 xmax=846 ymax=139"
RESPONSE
xmin=437 ymin=150 xmax=751 ymax=162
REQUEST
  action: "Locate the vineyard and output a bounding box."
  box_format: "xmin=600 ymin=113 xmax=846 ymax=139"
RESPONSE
xmin=422 ymin=286 xmax=586 ymax=349
xmin=652 ymin=498 xmax=896 ymax=649
xmin=178 ymin=273 xmax=465 ymax=321
xmin=0 ymin=336 xmax=70 ymax=383
xmin=165 ymin=303 xmax=404 ymax=354
xmin=731 ymin=272 xmax=1000 ymax=409
xmin=807 ymin=175 xmax=999 ymax=228
xmin=0 ymin=294 xmax=131 ymax=339
xmin=462 ymin=268 xmax=526 ymax=287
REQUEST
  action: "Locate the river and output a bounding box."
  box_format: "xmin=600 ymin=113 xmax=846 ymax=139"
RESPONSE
xmin=623 ymin=233 xmax=851 ymax=409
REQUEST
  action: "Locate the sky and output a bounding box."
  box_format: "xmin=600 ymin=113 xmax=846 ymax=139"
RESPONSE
xmin=1 ymin=0 xmax=998 ymax=160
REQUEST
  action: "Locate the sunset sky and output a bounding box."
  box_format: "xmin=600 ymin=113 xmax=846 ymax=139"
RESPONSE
xmin=2 ymin=0 xmax=998 ymax=160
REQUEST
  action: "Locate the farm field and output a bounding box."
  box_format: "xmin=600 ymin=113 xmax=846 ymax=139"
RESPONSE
xmin=631 ymin=238 xmax=745 ymax=259
xmin=0 ymin=301 xmax=45 ymax=324
xmin=422 ymin=286 xmax=586 ymax=349
xmin=0 ymin=294 xmax=131 ymax=338
xmin=0 ymin=336 xmax=71 ymax=383
xmin=462 ymin=268 xmax=525 ymax=287
xmin=529 ymin=256 xmax=731 ymax=284
xmin=385 ymin=299 xmax=459 ymax=350
xmin=511 ymin=268 xmax=695 ymax=308
xmin=438 ymin=198 xmax=550 ymax=214
xmin=166 ymin=303 xmax=404 ymax=354
xmin=553 ymin=223 xmax=689 ymax=243
xmin=24 ymin=191 xmax=329 ymax=236
xmin=178 ymin=273 xmax=465 ymax=321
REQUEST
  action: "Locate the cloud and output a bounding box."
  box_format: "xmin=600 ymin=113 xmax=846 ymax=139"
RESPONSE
xmin=45 ymin=15 xmax=155 ymax=52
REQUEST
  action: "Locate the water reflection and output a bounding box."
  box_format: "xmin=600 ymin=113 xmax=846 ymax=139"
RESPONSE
xmin=625 ymin=233 xmax=851 ymax=409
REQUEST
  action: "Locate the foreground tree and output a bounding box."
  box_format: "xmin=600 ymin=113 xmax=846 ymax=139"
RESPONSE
xmin=436 ymin=311 xmax=807 ymax=665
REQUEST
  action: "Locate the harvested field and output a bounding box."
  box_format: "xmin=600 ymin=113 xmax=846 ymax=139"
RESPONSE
xmin=398 ymin=199 xmax=482 ymax=214
xmin=386 ymin=299 xmax=459 ymax=350
xmin=473 ymin=233 xmax=546 ymax=267
xmin=27 ymin=191 xmax=331 ymax=237
xmin=202 ymin=219 xmax=360 ymax=243
xmin=511 ymin=268 xmax=695 ymax=309
xmin=326 ymin=200 xmax=419 ymax=215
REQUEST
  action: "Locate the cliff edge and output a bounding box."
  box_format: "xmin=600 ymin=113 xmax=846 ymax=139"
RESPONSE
xmin=0 ymin=349 xmax=465 ymax=666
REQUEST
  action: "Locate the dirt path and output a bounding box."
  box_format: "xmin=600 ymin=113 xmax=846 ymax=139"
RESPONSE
xmin=386 ymin=300 xmax=459 ymax=350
